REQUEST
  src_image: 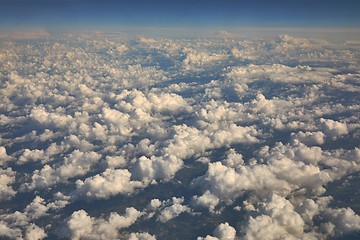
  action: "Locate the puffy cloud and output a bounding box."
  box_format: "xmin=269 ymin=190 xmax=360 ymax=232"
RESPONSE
xmin=30 ymin=107 xmax=74 ymax=130
xmin=25 ymin=223 xmax=47 ymax=240
xmin=24 ymin=196 xmax=50 ymax=219
xmin=127 ymin=232 xmax=157 ymax=240
xmin=164 ymin=123 xmax=258 ymax=160
xmin=73 ymin=168 xmax=144 ymax=199
xmin=143 ymin=197 xmax=191 ymax=223
xmin=0 ymin=221 xmax=22 ymax=239
xmin=26 ymin=150 xmax=102 ymax=189
xmin=193 ymin=143 xmax=360 ymax=209
xmin=1 ymin=32 xmax=359 ymax=239
xmin=213 ymin=222 xmax=237 ymax=240
xmin=241 ymin=194 xmax=306 ymax=240
xmin=291 ymin=131 xmax=325 ymax=146
xmin=191 ymin=190 xmax=220 ymax=212
xmin=323 ymin=207 xmax=360 ymax=236
xmin=0 ymin=194 xmax=67 ymax=240
xmin=198 ymin=222 xmax=236 ymax=240
xmin=157 ymin=203 xmax=190 ymax=223
xmin=0 ymin=146 xmax=12 ymax=165
xmin=320 ymin=118 xmax=349 ymax=139
xmin=225 ymin=64 xmax=333 ymax=84
xmin=132 ymin=155 xmax=183 ymax=182
xmin=67 ymin=207 xmax=142 ymax=240
xmin=0 ymin=168 xmax=16 ymax=201
xmin=183 ymin=51 xmax=227 ymax=70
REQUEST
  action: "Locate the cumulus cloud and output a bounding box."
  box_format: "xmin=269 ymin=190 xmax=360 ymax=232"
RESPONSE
xmin=191 ymin=190 xmax=220 ymax=213
xmin=143 ymin=197 xmax=192 ymax=223
xmin=193 ymin=142 xmax=360 ymax=209
xmin=320 ymin=118 xmax=349 ymax=139
xmin=127 ymin=232 xmax=157 ymax=240
xmin=66 ymin=207 xmax=142 ymax=240
xmin=0 ymin=146 xmax=12 ymax=165
xmin=225 ymin=64 xmax=333 ymax=84
xmin=0 ymin=194 xmax=67 ymax=240
xmin=241 ymin=194 xmax=306 ymax=240
xmin=73 ymin=168 xmax=144 ymax=199
xmin=157 ymin=203 xmax=190 ymax=223
xmin=290 ymin=131 xmax=325 ymax=146
xmin=25 ymin=150 xmax=102 ymax=190
xmin=25 ymin=223 xmax=47 ymax=240
xmin=197 ymin=222 xmax=236 ymax=240
xmin=1 ymin=32 xmax=359 ymax=239
xmin=0 ymin=168 xmax=16 ymax=201
xmin=183 ymin=51 xmax=227 ymax=70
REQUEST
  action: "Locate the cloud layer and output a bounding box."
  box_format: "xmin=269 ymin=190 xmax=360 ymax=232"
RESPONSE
xmin=0 ymin=32 xmax=359 ymax=239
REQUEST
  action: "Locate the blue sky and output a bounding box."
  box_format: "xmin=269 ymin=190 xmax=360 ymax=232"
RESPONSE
xmin=1 ymin=0 xmax=360 ymax=31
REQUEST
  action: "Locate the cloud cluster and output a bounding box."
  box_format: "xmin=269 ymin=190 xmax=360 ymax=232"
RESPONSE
xmin=0 ymin=194 xmax=69 ymax=240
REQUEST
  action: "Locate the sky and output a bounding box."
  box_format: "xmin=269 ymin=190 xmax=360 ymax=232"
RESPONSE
xmin=1 ymin=0 xmax=360 ymax=31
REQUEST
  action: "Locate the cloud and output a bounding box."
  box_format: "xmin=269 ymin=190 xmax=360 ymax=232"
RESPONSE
xmin=183 ymin=51 xmax=227 ymax=70
xmin=225 ymin=64 xmax=333 ymax=84
xmin=1 ymin=33 xmax=359 ymax=239
xmin=322 ymin=207 xmax=360 ymax=236
xmin=192 ymin=142 xmax=360 ymax=209
xmin=0 ymin=168 xmax=16 ymax=201
xmin=132 ymin=154 xmax=183 ymax=183
xmin=127 ymin=232 xmax=157 ymax=240
xmin=66 ymin=208 xmax=142 ymax=240
xmin=0 ymin=146 xmax=12 ymax=166
xmin=197 ymin=222 xmax=236 ymax=240
xmin=191 ymin=190 xmax=220 ymax=213
xmin=25 ymin=223 xmax=47 ymax=240
xmin=290 ymin=131 xmax=325 ymax=146
xmin=320 ymin=118 xmax=349 ymax=139
xmin=157 ymin=203 xmax=190 ymax=223
xmin=0 ymin=195 xmax=67 ymax=240
xmin=242 ymin=194 xmax=306 ymax=240
xmin=142 ymin=197 xmax=191 ymax=223
xmin=25 ymin=150 xmax=102 ymax=190
xmin=73 ymin=168 xmax=144 ymax=199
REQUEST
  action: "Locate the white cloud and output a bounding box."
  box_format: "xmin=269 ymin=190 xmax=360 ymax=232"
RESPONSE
xmin=67 ymin=208 xmax=142 ymax=240
xmin=25 ymin=150 xmax=102 ymax=190
xmin=0 ymin=146 xmax=12 ymax=166
xmin=191 ymin=190 xmax=220 ymax=212
xmin=1 ymin=33 xmax=359 ymax=239
xmin=143 ymin=197 xmax=192 ymax=223
xmin=323 ymin=207 xmax=360 ymax=236
xmin=132 ymin=155 xmax=183 ymax=183
xmin=320 ymin=118 xmax=349 ymax=139
xmin=291 ymin=131 xmax=325 ymax=146
xmin=225 ymin=64 xmax=333 ymax=84
xmin=157 ymin=203 xmax=190 ymax=223
xmin=127 ymin=232 xmax=157 ymax=240
xmin=0 ymin=168 xmax=16 ymax=201
xmin=73 ymin=168 xmax=144 ymax=199
xmin=0 ymin=221 xmax=22 ymax=239
xmin=198 ymin=222 xmax=236 ymax=240
xmin=213 ymin=222 xmax=237 ymax=240
xmin=25 ymin=223 xmax=47 ymax=240
xmin=183 ymin=51 xmax=227 ymax=70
